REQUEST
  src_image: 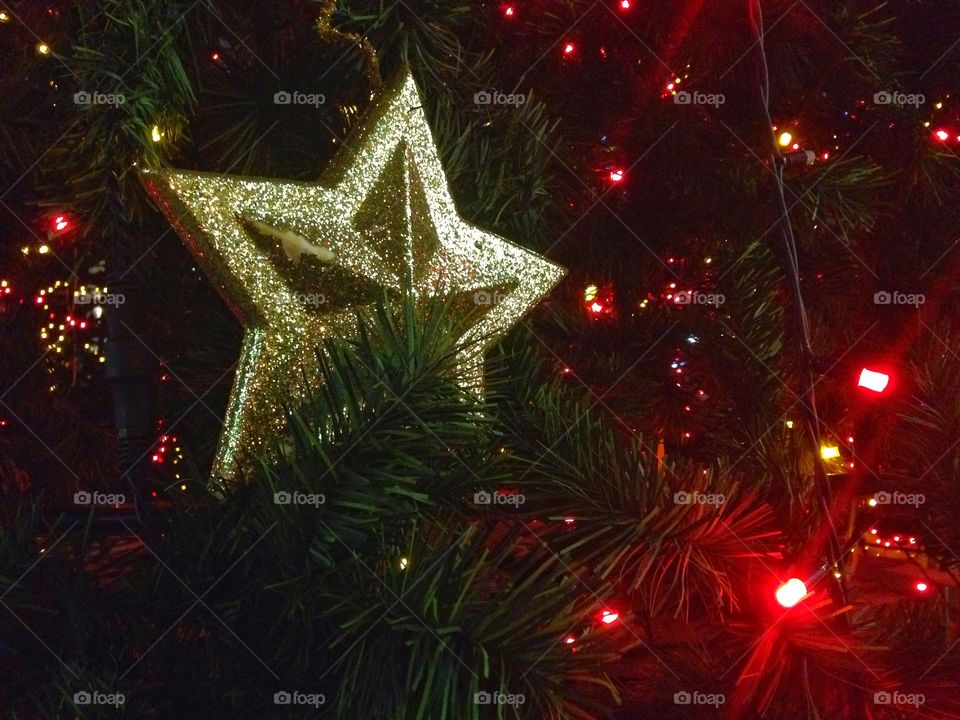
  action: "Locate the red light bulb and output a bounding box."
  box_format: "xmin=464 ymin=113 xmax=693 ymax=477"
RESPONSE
xmin=600 ymin=610 xmax=619 ymax=624
xmin=915 ymin=581 xmax=929 ymax=593
xmin=563 ymin=42 xmax=576 ymax=56
xmin=53 ymin=214 xmax=69 ymax=232
xmin=619 ymin=0 xmax=631 ymax=9
xmin=609 ymin=168 xmax=624 ymax=183
xmin=590 ymin=302 xmax=604 ymax=313
xmin=775 ymin=578 xmax=807 ymax=608
xmin=935 ymin=129 xmax=950 ymax=141
xmin=857 ymin=368 xmax=889 ymax=393
xmin=502 ymin=4 xmax=515 ymax=17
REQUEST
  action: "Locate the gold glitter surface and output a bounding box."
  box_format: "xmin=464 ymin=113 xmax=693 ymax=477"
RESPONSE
xmin=141 ymin=69 xmax=566 ymax=483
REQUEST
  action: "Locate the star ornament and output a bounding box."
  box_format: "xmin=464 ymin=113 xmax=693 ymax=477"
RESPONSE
xmin=142 ymin=69 xmax=565 ymax=483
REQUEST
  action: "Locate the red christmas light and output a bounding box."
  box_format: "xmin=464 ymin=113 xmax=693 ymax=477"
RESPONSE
xmin=600 ymin=609 xmax=619 ymax=624
xmin=590 ymin=301 xmax=604 ymax=314
xmin=52 ymin=214 xmax=69 ymax=232
xmin=619 ymin=0 xmax=631 ymax=9
xmin=915 ymin=581 xmax=929 ymax=593
xmin=935 ymin=129 xmax=950 ymax=141
xmin=501 ymin=4 xmax=515 ymax=18
xmin=563 ymin=42 xmax=576 ymax=56
xmin=857 ymin=367 xmax=889 ymax=393
xmin=609 ymin=168 xmax=624 ymax=183
xmin=775 ymin=578 xmax=807 ymax=608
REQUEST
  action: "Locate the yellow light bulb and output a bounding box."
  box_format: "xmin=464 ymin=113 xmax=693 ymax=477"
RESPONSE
xmin=777 ymin=131 xmax=793 ymax=147
xmin=151 ymin=125 xmax=162 ymax=142
xmin=785 ymin=420 xmax=794 ymax=429
xmin=38 ymin=244 xmax=50 ymax=254
xmin=820 ymin=445 xmax=840 ymax=460
xmin=36 ymin=42 xmax=50 ymax=55
xmin=584 ymin=284 xmax=598 ymax=301
xmin=0 ymin=11 xmax=10 ymax=22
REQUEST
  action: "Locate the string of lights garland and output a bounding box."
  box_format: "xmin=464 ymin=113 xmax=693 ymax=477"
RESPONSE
xmin=749 ymin=0 xmax=850 ymax=610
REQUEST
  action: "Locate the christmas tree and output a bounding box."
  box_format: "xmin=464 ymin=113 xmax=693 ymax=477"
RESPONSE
xmin=2 ymin=1 xmax=960 ymax=718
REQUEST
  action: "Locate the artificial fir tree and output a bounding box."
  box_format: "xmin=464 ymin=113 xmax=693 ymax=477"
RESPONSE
xmin=2 ymin=1 xmax=960 ymax=718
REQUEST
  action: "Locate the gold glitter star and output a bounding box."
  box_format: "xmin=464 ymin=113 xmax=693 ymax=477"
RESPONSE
xmin=141 ymin=69 xmax=565 ymax=483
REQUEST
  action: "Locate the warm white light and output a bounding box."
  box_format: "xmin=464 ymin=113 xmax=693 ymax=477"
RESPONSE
xmin=775 ymin=578 xmax=807 ymax=608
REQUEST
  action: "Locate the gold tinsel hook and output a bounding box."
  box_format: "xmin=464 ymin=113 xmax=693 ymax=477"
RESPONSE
xmin=316 ymin=0 xmax=382 ymax=93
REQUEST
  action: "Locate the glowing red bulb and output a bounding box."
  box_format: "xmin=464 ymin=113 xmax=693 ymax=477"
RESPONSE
xmin=211 ymin=51 xmax=221 ymax=61
xmin=563 ymin=42 xmax=576 ymax=56
xmin=564 ymin=635 xmax=576 ymax=644
xmin=619 ymin=0 xmax=631 ymax=9
xmin=600 ymin=610 xmax=619 ymax=624
xmin=609 ymin=168 xmax=624 ymax=183
xmin=935 ymin=129 xmax=950 ymax=141
xmin=590 ymin=301 xmax=604 ymax=313
xmin=858 ymin=368 xmax=889 ymax=393
xmin=53 ymin=214 xmax=69 ymax=232
xmin=775 ymin=578 xmax=807 ymax=608
xmin=502 ymin=4 xmax=515 ymax=17
xmin=915 ymin=581 xmax=929 ymax=593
